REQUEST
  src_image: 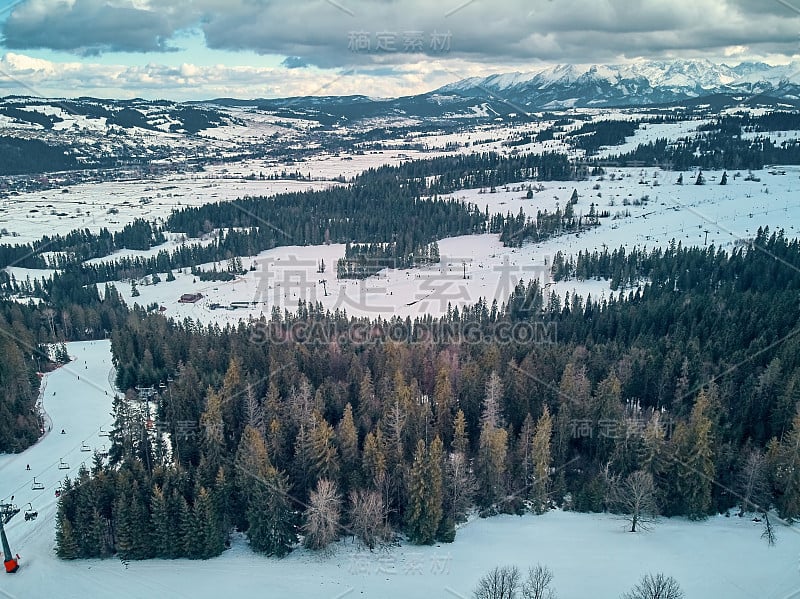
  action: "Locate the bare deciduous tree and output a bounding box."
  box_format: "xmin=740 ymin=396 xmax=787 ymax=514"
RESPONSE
xmin=447 ymin=451 xmax=476 ymax=523
xmin=521 ymin=564 xmax=557 ymax=599
xmin=609 ymin=470 xmax=658 ymax=532
xmin=349 ymin=488 xmax=390 ymax=550
xmin=303 ymin=478 xmax=341 ymax=550
xmin=621 ymin=573 xmax=684 ymax=599
xmin=736 ymin=448 xmax=768 ymax=517
xmin=473 ymin=565 xmax=521 ymax=599
xmin=761 ymin=511 xmax=776 ymax=546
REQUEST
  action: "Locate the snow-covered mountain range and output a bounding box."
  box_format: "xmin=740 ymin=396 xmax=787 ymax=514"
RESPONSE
xmin=434 ymin=59 xmax=800 ymax=109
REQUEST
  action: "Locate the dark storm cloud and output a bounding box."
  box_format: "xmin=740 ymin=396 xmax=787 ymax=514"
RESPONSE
xmin=1 ymin=0 xmax=191 ymax=54
xmin=3 ymin=0 xmax=800 ymax=63
xmin=282 ymin=56 xmax=310 ymax=69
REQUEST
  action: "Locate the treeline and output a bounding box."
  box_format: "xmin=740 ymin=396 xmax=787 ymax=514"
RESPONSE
xmin=0 ymin=219 xmax=165 ymax=271
xmin=356 ymin=152 xmax=577 ymax=195
xmin=551 ymin=229 xmax=800 ymax=296
xmin=568 ymin=120 xmax=639 ymax=155
xmin=496 ymin=193 xmax=602 ymax=247
xmin=336 ymin=240 xmax=440 ymax=279
xmin=0 ymin=318 xmax=45 ymax=452
xmin=605 ymin=132 xmax=800 ymax=170
xmin=698 ymin=112 xmax=800 ymax=135
xmin=54 ymin=230 xmax=800 ymax=560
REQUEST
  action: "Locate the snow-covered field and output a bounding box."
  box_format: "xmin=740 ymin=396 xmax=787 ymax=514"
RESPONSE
xmin=0 ymin=174 xmax=331 ymax=245
xmin=98 ymin=166 xmax=800 ymax=324
xmin=1 ymin=340 xmax=798 ymax=598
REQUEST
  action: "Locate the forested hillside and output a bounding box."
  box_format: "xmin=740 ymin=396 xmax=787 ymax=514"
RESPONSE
xmin=53 ymin=228 xmax=800 ymax=560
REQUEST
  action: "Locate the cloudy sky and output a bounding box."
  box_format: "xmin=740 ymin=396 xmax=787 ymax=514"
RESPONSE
xmin=0 ymin=0 xmax=798 ymax=100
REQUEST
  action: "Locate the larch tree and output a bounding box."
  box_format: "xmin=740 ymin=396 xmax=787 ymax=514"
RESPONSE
xmin=673 ymin=390 xmax=715 ymax=519
xmin=336 ymin=402 xmax=360 ymax=492
xmin=362 ymin=429 xmax=386 ymax=487
xmin=434 ymin=367 xmax=454 ymax=445
xmin=477 ymin=372 xmax=509 ymax=507
xmin=531 ymin=405 xmax=553 ymax=513
xmin=453 ymin=409 xmax=469 ymax=456
xmin=310 ymin=412 xmax=340 ymax=483
xmin=771 ymin=407 xmax=800 ymax=521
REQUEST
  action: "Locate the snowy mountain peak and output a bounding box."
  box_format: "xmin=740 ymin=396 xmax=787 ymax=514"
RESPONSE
xmin=434 ymin=59 xmax=800 ymax=109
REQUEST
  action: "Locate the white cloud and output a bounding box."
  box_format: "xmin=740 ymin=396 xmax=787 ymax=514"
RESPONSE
xmin=0 ymin=52 xmax=474 ymax=99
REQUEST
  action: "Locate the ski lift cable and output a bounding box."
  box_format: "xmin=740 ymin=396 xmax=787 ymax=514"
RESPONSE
xmin=3 ymin=421 xmax=114 ymax=500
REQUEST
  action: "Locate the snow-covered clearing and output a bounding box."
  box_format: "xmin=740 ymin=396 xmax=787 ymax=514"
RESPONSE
xmin=103 ymin=166 xmax=800 ymax=323
xmin=1 ymin=340 xmax=798 ymax=598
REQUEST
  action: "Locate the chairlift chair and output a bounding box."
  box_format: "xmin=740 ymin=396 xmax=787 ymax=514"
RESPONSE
xmin=23 ymin=504 xmax=37 ymax=522
xmin=31 ymin=477 xmax=44 ymax=491
xmin=58 ymin=458 xmax=69 ymax=470
xmin=98 ymin=427 xmax=109 ymax=438
xmin=80 ymin=442 xmax=91 ymax=452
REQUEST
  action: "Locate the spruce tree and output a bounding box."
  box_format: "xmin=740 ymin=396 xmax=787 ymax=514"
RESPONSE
xmin=56 ymin=505 xmax=79 ymax=560
xmin=407 ymin=437 xmax=442 ymax=545
xmin=246 ymin=467 xmax=297 ymax=556
xmin=150 ymin=486 xmax=172 ymax=559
